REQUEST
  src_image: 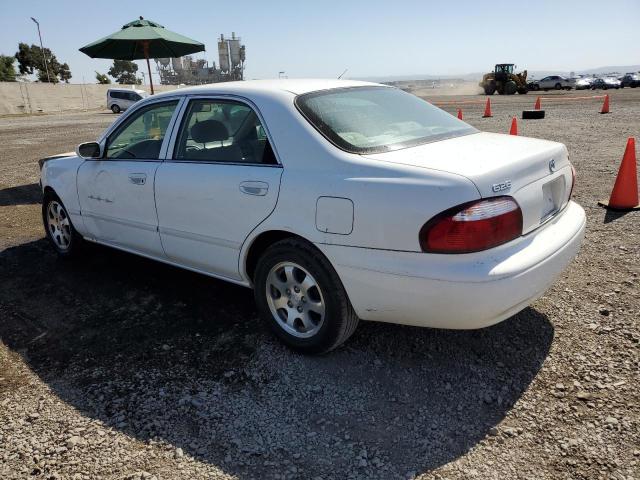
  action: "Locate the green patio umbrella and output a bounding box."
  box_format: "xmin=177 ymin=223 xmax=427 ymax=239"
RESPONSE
xmin=79 ymin=17 xmax=205 ymax=94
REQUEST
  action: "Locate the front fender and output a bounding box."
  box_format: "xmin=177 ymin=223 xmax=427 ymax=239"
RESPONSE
xmin=41 ymin=155 xmax=88 ymax=236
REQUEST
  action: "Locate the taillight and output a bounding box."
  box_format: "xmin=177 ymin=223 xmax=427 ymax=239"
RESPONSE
xmin=420 ymin=196 xmax=523 ymax=253
xmin=569 ymin=164 xmax=576 ymax=198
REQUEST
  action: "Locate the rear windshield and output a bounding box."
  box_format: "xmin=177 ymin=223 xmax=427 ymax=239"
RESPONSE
xmin=295 ymin=86 xmax=477 ymax=154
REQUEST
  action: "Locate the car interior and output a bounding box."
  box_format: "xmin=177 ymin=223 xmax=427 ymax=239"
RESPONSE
xmin=105 ymin=100 xmax=277 ymax=164
xmin=174 ymin=101 xmax=277 ymax=164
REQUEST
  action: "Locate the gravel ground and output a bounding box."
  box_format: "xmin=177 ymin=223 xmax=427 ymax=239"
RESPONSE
xmin=0 ymin=90 xmax=638 ymax=480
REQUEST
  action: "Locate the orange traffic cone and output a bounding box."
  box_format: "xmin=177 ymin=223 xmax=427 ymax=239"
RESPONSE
xmin=482 ymin=98 xmax=492 ymax=118
xmin=598 ymin=137 xmax=639 ymax=210
xmin=600 ymin=94 xmax=610 ymax=114
xmin=534 ymin=97 xmax=541 ymax=110
xmin=457 ymin=108 xmax=463 ymax=120
xmin=509 ymin=117 xmax=518 ymax=135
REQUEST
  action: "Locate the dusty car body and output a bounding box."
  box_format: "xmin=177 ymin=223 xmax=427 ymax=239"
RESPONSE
xmin=39 ymin=79 xmax=586 ymax=353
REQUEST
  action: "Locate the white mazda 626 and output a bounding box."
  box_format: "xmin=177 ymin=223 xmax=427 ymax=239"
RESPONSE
xmin=39 ymin=79 xmax=586 ymax=353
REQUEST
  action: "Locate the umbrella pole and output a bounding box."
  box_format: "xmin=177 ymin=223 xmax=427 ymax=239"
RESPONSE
xmin=143 ymin=41 xmax=154 ymax=95
xmin=146 ymin=55 xmax=154 ymax=95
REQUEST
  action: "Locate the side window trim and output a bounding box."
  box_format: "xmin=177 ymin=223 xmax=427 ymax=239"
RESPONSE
xmin=103 ymin=98 xmax=185 ymax=162
xmin=164 ymin=94 xmax=282 ymax=166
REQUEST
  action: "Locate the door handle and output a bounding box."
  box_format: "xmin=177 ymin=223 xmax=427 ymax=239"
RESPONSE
xmin=239 ymin=181 xmax=269 ymax=196
xmin=128 ymin=173 xmax=147 ymax=185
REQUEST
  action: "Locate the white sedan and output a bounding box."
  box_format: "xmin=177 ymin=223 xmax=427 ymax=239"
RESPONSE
xmin=39 ymin=79 xmax=586 ymax=353
xmin=534 ymin=75 xmax=575 ymax=91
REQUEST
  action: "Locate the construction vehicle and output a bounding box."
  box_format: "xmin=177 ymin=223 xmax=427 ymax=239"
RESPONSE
xmin=479 ymin=64 xmax=528 ymax=95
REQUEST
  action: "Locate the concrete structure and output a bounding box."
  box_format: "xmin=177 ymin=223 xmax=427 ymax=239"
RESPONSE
xmin=0 ymin=82 xmax=179 ymax=115
xmin=155 ymin=33 xmax=245 ymax=85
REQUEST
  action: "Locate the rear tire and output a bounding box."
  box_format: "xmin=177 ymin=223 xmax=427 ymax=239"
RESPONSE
xmin=42 ymin=191 xmax=83 ymax=258
xmin=554 ymin=83 xmax=562 ymax=90
xmin=111 ymin=104 xmax=121 ymax=114
xmin=254 ymin=238 xmax=359 ymax=354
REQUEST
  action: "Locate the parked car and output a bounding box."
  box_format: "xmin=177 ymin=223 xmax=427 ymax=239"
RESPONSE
xmin=574 ymin=76 xmax=594 ymax=90
xmin=39 ymin=80 xmax=586 ymax=353
xmin=591 ymin=77 xmax=621 ymax=90
xmin=107 ymin=88 xmax=148 ymax=113
xmin=534 ymin=75 xmax=575 ymax=91
xmin=620 ymin=73 xmax=640 ymax=88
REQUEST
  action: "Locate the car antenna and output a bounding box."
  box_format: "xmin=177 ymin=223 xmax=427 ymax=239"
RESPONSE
xmin=337 ymin=68 xmax=348 ymax=79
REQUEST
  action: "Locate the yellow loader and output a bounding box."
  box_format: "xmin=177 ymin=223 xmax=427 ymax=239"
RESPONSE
xmin=479 ymin=64 xmax=528 ymax=95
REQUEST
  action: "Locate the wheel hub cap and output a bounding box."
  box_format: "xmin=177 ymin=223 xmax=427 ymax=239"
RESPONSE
xmin=46 ymin=200 xmax=71 ymax=251
xmin=265 ymin=261 xmax=325 ymax=339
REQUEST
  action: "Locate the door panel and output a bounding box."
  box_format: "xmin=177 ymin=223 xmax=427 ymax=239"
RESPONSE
xmin=155 ymin=163 xmax=282 ymax=279
xmin=77 ymin=160 xmax=164 ymax=256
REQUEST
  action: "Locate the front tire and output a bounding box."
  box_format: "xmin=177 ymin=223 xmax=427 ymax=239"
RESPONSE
xmin=483 ymin=83 xmax=496 ymax=95
xmin=42 ymin=192 xmax=83 ymax=257
xmin=254 ymin=238 xmax=359 ymax=354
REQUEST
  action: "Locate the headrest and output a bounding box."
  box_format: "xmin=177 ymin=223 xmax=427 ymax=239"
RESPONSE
xmin=191 ymin=120 xmax=229 ymax=143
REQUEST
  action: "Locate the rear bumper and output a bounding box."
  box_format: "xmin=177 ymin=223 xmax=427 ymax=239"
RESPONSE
xmin=318 ymin=201 xmax=586 ymax=329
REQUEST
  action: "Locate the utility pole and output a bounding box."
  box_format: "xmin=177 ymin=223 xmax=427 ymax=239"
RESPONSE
xmin=30 ymin=17 xmax=51 ymax=83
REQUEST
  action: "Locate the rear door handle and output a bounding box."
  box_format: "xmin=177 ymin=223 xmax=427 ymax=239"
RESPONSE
xmin=129 ymin=173 xmax=147 ymax=185
xmin=239 ymin=181 xmax=269 ymax=196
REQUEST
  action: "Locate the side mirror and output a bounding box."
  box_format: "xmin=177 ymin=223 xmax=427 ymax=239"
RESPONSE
xmin=76 ymin=142 xmax=103 ymax=159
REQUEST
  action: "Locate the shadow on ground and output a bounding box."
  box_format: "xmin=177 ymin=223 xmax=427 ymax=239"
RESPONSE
xmin=603 ymin=207 xmax=635 ymax=224
xmin=0 ymin=183 xmax=41 ymax=206
xmin=0 ymin=239 xmax=554 ymax=479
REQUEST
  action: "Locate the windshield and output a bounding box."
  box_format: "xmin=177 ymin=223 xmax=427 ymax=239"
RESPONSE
xmin=295 ymin=86 xmax=477 ymax=154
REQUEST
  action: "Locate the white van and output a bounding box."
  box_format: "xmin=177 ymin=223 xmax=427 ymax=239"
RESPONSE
xmin=107 ymin=88 xmax=148 ymax=113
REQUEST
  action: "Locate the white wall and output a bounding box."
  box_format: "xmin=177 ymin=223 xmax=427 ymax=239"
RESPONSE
xmin=0 ymin=82 xmax=180 ymax=115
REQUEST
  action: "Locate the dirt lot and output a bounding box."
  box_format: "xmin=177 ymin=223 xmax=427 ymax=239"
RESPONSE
xmin=1 ymin=89 xmax=638 ymax=480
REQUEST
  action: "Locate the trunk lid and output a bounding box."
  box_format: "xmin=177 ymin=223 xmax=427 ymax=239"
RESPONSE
xmin=365 ymin=132 xmax=573 ymax=234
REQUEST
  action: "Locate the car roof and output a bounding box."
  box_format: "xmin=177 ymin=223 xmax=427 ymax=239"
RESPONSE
xmin=150 ymin=78 xmax=386 ymax=99
xmin=109 ymin=87 xmax=145 ymax=93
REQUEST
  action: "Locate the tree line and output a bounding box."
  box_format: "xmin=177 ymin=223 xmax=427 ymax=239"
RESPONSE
xmin=0 ymin=43 xmax=142 ymax=85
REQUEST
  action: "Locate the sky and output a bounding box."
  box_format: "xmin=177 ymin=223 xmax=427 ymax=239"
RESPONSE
xmin=1 ymin=0 xmax=639 ymax=84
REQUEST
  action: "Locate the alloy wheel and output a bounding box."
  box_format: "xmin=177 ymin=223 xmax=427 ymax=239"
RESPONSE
xmin=47 ymin=200 xmax=71 ymax=251
xmin=265 ymin=261 xmax=326 ymax=338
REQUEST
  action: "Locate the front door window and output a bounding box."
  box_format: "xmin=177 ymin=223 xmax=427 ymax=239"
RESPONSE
xmin=106 ymin=101 xmax=179 ymax=160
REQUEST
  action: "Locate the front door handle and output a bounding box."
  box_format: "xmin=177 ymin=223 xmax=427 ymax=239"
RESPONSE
xmin=239 ymin=181 xmax=269 ymax=196
xmin=128 ymin=173 xmax=147 ymax=185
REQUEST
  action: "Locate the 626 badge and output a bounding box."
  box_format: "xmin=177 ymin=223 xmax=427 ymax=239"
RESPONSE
xmin=492 ymin=180 xmax=512 ymax=193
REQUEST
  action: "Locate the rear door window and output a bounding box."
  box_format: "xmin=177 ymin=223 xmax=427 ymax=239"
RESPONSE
xmin=172 ymin=99 xmax=277 ymax=165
